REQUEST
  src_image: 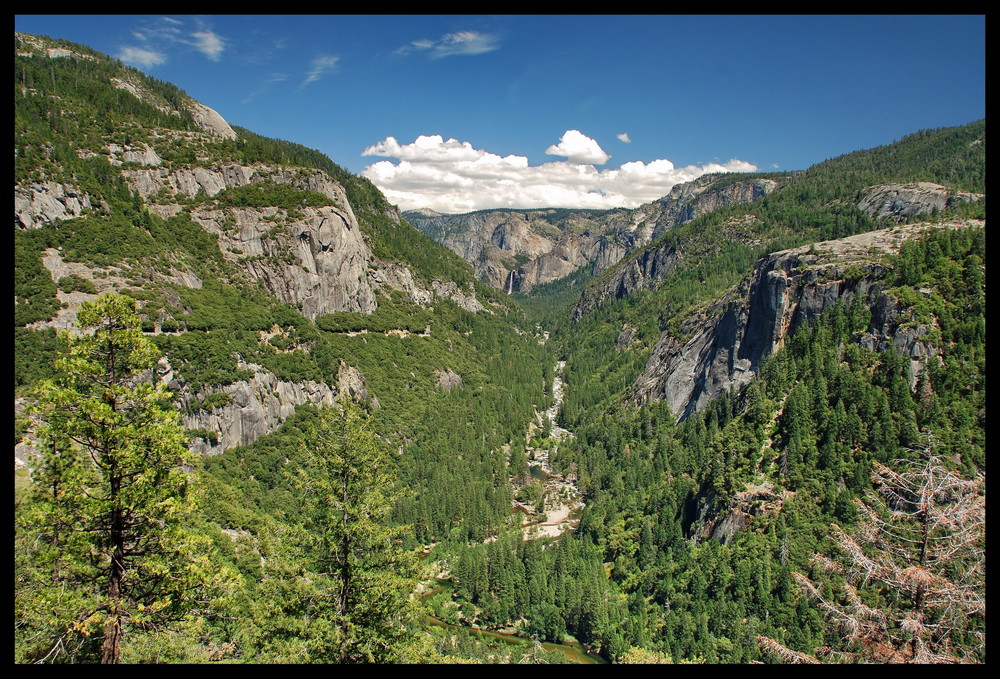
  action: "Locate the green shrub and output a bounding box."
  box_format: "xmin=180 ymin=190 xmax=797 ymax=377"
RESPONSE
xmin=58 ymin=274 xmax=98 ymax=294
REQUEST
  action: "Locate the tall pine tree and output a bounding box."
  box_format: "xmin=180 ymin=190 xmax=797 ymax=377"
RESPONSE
xmin=16 ymin=293 xmax=206 ymax=664
xmin=291 ymin=400 xmax=426 ymax=663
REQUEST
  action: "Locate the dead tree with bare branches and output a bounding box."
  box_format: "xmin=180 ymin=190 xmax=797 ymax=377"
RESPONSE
xmin=759 ymin=432 xmax=985 ymax=663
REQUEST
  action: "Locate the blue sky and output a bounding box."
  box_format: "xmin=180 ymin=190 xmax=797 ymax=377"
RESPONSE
xmin=15 ymin=15 xmax=985 ymax=213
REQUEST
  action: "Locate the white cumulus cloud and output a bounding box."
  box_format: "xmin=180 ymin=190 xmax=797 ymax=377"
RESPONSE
xmin=362 ymin=131 xmax=758 ymax=213
xmin=617 ymin=133 xmax=631 ymax=143
xmin=545 ymin=130 xmax=611 ymax=165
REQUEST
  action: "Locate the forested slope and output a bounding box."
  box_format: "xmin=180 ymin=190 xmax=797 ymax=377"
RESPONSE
xmin=492 ymin=120 xmax=986 ymax=662
xmin=14 ymin=32 xmax=557 ymax=663
xmin=13 ymin=31 xmax=985 ymax=664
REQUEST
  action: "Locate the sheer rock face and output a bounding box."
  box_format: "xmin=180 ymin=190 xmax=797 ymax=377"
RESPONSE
xmin=515 ymin=231 xmax=608 ymax=291
xmin=191 ymin=204 xmax=379 ymax=318
xmin=572 ymin=243 xmax=681 ymax=322
xmin=125 ymin=163 xmax=380 ymax=319
xmin=15 ymin=181 xmax=94 ymax=229
xmin=180 ymin=362 xmax=339 ymax=456
xmin=124 ymin=164 xmax=354 ymax=207
xmin=858 ymin=182 xmax=982 ymax=222
xmin=631 ymin=222 xmax=971 ymax=421
xmin=406 ymin=209 xmax=586 ymax=292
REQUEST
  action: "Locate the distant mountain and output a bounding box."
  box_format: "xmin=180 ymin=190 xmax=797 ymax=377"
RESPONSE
xmin=405 ymin=173 xmax=784 ymax=293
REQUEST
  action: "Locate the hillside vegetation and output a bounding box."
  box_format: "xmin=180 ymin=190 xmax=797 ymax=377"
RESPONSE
xmin=14 ymin=32 xmax=984 ymax=664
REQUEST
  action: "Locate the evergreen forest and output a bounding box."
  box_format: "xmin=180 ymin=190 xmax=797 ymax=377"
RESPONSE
xmin=14 ymin=32 xmax=985 ymax=664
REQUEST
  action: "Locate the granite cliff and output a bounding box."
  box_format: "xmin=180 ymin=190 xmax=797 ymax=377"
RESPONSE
xmin=14 ymin=31 xmax=491 ymax=458
xmin=858 ymin=181 xmax=982 ymax=222
xmin=630 ymin=220 xmax=980 ymax=421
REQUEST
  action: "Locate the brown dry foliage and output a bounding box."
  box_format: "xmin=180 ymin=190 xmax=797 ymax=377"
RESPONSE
xmin=759 ymin=433 xmax=985 ymax=664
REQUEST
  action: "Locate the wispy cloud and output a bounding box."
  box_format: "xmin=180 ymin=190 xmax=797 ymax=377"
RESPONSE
xmin=117 ymin=46 xmax=167 ymax=68
xmin=617 ymin=133 xmax=632 ymax=143
xmin=362 ymin=131 xmax=758 ymax=213
xmin=191 ymin=30 xmax=225 ymax=61
xmin=301 ymin=54 xmax=339 ymax=88
xmin=396 ymin=30 xmax=501 ymax=59
xmin=118 ymin=16 xmax=226 ymax=67
xmin=242 ymin=72 xmax=289 ymax=104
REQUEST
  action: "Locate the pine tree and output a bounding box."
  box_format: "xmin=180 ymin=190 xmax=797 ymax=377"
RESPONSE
xmin=16 ymin=293 xmax=206 ymax=664
xmin=292 ymin=400 xmax=425 ymax=663
xmin=758 ymin=432 xmax=985 ymax=663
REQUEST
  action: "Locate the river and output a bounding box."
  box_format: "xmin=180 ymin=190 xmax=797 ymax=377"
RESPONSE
xmin=417 ymin=361 xmax=606 ymax=663
xmin=421 ymin=579 xmax=607 ymax=664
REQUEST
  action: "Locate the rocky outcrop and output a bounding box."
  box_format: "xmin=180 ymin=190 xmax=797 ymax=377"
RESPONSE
xmin=687 ymin=482 xmax=794 ymax=545
xmin=16 ymin=32 xmax=95 ymax=61
xmin=127 ymin=164 xmax=252 ymax=199
xmin=129 ymin=164 xmax=353 ymax=221
xmin=14 ymin=398 xmax=40 ymax=470
xmin=186 ymin=100 xmax=237 ymax=140
xmin=860 ymin=289 xmax=940 ymax=388
xmin=179 ymin=361 xmax=339 ymax=455
xmin=337 ymin=361 xmax=380 ymax=408
xmin=191 ymin=204 xmax=379 ymax=318
xmin=19 ymin=359 xmax=345 ymax=461
xmin=435 ymin=368 xmax=464 ymax=392
xmin=615 ymin=324 xmax=637 ymax=351
xmin=106 ymin=142 xmax=162 ymax=166
xmin=368 ymin=262 xmax=486 ymax=313
xmin=15 ymin=181 xmax=94 ymax=229
xmin=129 ymin=163 xmax=349 ymax=204
xmin=858 ymin=182 xmax=982 ymax=222
xmin=572 ymin=243 xmax=680 ymax=321
xmin=430 ymin=280 xmax=486 ymax=313
xmin=631 ymin=222 xmax=973 ymax=421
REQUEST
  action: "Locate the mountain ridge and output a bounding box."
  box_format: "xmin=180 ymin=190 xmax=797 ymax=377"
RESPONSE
xmin=405 ymin=173 xmax=784 ymax=293
xmin=14 ymin=30 xmax=986 ymax=665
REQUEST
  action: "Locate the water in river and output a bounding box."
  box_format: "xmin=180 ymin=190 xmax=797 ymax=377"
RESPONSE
xmin=423 ymin=580 xmax=606 ymax=664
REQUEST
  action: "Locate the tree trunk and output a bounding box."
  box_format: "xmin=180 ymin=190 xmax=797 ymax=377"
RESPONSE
xmin=101 ymin=464 xmax=124 ymax=664
xmin=101 ymin=518 xmax=124 ymax=664
xmin=338 ymin=467 xmax=350 ymax=664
